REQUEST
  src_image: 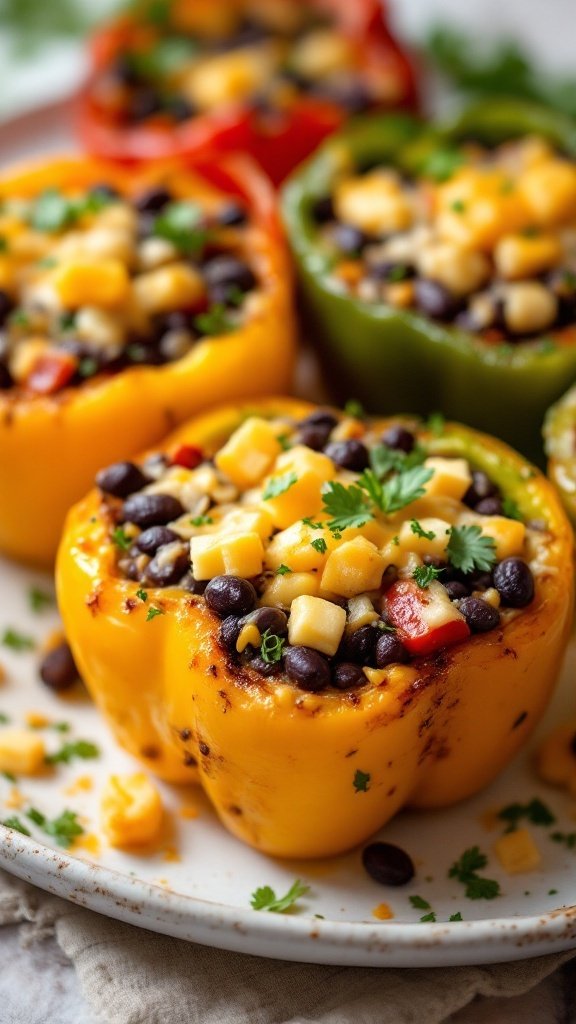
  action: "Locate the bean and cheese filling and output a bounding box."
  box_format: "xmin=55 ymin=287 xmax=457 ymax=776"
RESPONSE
xmin=97 ymin=410 xmax=539 ymax=693
xmin=94 ymin=0 xmax=397 ymax=128
xmin=315 ymin=136 xmax=576 ymax=342
xmin=0 ymin=181 xmax=257 ymax=395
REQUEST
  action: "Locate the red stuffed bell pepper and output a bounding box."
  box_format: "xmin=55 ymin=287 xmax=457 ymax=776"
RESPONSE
xmin=78 ymin=0 xmax=417 ymax=185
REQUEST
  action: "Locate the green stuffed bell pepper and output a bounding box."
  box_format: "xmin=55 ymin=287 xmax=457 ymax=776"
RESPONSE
xmin=282 ymin=100 xmax=576 ymax=462
xmin=544 ymin=383 xmax=576 ymax=522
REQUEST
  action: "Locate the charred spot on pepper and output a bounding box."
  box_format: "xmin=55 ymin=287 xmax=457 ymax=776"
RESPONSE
xmin=199 ymin=741 xmax=210 ymax=757
xmin=512 ymin=711 xmax=528 ymax=730
xmin=140 ymin=745 xmax=159 ymax=760
xmin=228 ymin=805 xmax=243 ymax=817
xmin=85 ymin=591 xmax=101 ymax=616
xmin=183 ymin=752 xmax=197 ymax=767
xmin=178 ymin=727 xmax=192 ymax=742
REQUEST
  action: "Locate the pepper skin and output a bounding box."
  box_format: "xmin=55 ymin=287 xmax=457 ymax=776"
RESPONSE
xmin=544 ymin=383 xmax=576 ymax=523
xmin=0 ymin=157 xmax=295 ymax=567
xmin=57 ymin=398 xmax=574 ymax=859
xmin=282 ymin=100 xmax=576 ymax=461
xmin=78 ymin=0 xmax=417 ymax=185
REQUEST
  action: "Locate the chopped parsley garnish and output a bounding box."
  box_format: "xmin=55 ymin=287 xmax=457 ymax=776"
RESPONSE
xmin=409 ymin=895 xmax=432 ymax=910
xmin=78 ymin=358 xmax=99 ymax=379
xmin=260 ymin=630 xmax=286 ymax=665
xmin=363 ymin=464 xmax=433 ymax=516
xmin=302 ymin=517 xmax=324 ymax=530
xmin=420 ymin=146 xmax=465 ymax=183
xmin=9 ymin=309 xmax=30 ymax=327
xmin=502 ymin=497 xmax=521 ymax=520
xmin=27 ymin=807 xmax=46 ymax=826
xmin=449 ymin=911 xmax=463 ymax=921
xmin=369 ymin=443 xmax=426 ymax=478
xmin=153 ymin=200 xmax=207 ymax=255
xmin=30 ymin=188 xmax=77 ymax=232
xmin=353 ymin=769 xmax=371 ymax=793
xmin=420 ymin=911 xmax=437 ymax=922
xmin=52 ymin=721 xmax=71 ymax=733
xmin=190 ymin=515 xmax=213 ymax=527
xmin=277 ymin=433 xmax=292 ymax=452
xmin=146 ymin=606 xmax=165 ymax=622
xmin=28 ymin=586 xmax=55 ymax=613
xmin=448 ymin=846 xmax=501 ymax=900
xmin=1 ymin=628 xmax=35 ymax=652
xmin=344 ymin=399 xmax=365 ymax=419
xmin=311 ymin=537 xmax=327 ymax=555
xmin=410 ymin=519 xmax=436 ymax=540
xmin=413 ymin=564 xmax=444 ymax=589
xmin=550 ymin=832 xmax=576 ymax=850
xmin=450 ymin=199 xmax=466 ymax=213
xmin=387 ymin=264 xmax=411 ymax=282
xmin=136 ymin=588 xmax=148 ymax=602
xmin=112 ymin=526 xmax=132 ymax=551
xmin=43 ymin=809 xmax=84 ymax=848
xmin=194 ymin=303 xmax=234 ymax=336
xmin=0 ymin=713 xmax=10 ymax=724
xmin=446 ymin=524 xmax=497 ymax=574
xmin=498 ymin=798 xmax=555 ymax=832
xmin=46 ymin=739 xmax=100 ymax=765
xmin=2 ymin=771 xmax=16 ymax=782
xmin=275 ymin=564 xmax=293 ymax=576
xmin=129 ymin=35 xmax=198 ymax=80
xmin=250 ymin=879 xmax=310 ymax=913
xmin=59 ymin=310 xmax=77 ymax=332
xmin=322 ymin=458 xmax=433 ymax=535
xmin=262 ymin=471 xmax=298 ymax=501
xmin=2 ymin=816 xmax=31 ymax=836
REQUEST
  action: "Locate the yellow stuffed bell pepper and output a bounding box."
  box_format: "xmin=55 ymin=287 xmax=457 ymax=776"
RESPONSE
xmin=57 ymin=398 xmax=574 ymax=858
xmin=0 ymin=155 xmax=295 ymax=567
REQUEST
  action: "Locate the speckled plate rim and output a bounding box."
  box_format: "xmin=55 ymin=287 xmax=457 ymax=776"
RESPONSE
xmin=2 ymin=828 xmax=576 ymax=967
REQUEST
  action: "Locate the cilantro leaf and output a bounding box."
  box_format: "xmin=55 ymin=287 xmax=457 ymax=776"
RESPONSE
xmin=449 ymin=846 xmax=501 ymax=901
xmin=353 ymin=769 xmax=371 ymax=793
xmin=112 ymin=526 xmax=132 ymax=552
xmin=2 ymin=628 xmax=35 ymax=652
xmin=260 ymin=630 xmax=285 ymax=665
xmin=426 ymin=411 xmax=446 ymax=436
xmin=449 ymin=911 xmax=463 ymax=921
xmin=43 ymin=809 xmax=84 ymax=848
xmin=419 ymin=146 xmax=465 ymax=182
xmin=446 ymin=525 xmax=497 ymax=574
xmin=449 ymin=846 xmax=487 ymax=878
xmin=262 ymin=471 xmax=298 ymax=501
xmin=502 ymin=497 xmax=522 ymax=520
xmin=369 ymin=443 xmax=426 ymax=479
xmin=373 ymin=464 xmax=433 ymax=514
xmin=30 ymin=188 xmax=76 ymax=232
xmin=136 ymin=588 xmax=148 ymax=602
xmin=250 ymin=879 xmax=310 ymax=913
xmin=2 ymin=816 xmax=31 ymax=836
xmin=322 ymin=481 xmax=374 ymax=534
xmin=410 ymin=519 xmax=436 ymax=540
xmin=420 ymin=911 xmax=437 ymax=922
xmin=146 ymin=606 xmax=164 ymax=622
xmin=130 ymin=35 xmax=197 ymax=80
xmin=550 ymin=832 xmax=576 ymax=849
xmin=28 ymin=586 xmax=55 ymax=613
xmin=46 ymin=740 xmax=100 ymax=765
xmin=153 ymin=200 xmax=207 ymax=255
xmin=413 ymin=564 xmax=444 ymax=589
xmin=409 ymin=895 xmax=432 ymax=910
xmin=190 ymin=515 xmax=213 ymax=527
xmin=464 ymin=876 xmax=501 ymax=900
xmin=275 ymin=564 xmax=293 ymax=576
xmin=194 ymin=303 xmax=234 ymax=337
xmin=311 ymin=538 xmax=327 ymax=555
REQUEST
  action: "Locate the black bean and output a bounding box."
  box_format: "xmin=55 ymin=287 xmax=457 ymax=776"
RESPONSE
xmin=165 ymin=96 xmax=195 ymax=122
xmin=39 ymin=642 xmax=79 ymax=692
xmin=296 ymin=422 xmax=333 ymax=451
xmin=369 ymin=261 xmax=414 ymax=282
xmin=96 ymin=461 xmax=149 ymax=498
xmin=113 ymin=54 xmax=141 ymax=87
xmin=362 ymin=842 xmax=415 ymax=886
xmin=0 ymin=291 xmax=13 ymax=327
xmin=203 ymin=255 xmax=255 ymax=294
xmin=135 ymin=526 xmax=179 ymax=555
xmin=90 ymin=183 xmax=121 ymax=201
xmin=332 ymin=223 xmax=369 ymax=255
xmin=493 ymin=558 xmax=535 ymax=608
xmin=122 ymin=493 xmax=184 ymax=528
xmin=313 ymin=79 xmax=373 ymax=114
xmin=134 ymin=186 xmax=173 ymax=213
xmin=243 ymin=607 xmax=288 ymax=636
xmin=381 ymin=425 xmax=414 ymax=453
xmin=180 ymin=572 xmax=207 ymax=595
xmin=469 ymin=570 xmax=493 ymax=591
xmin=0 ymin=362 xmax=12 ymax=389
xmin=414 ymin=278 xmax=463 ymax=321
xmin=216 ymin=201 xmax=247 ymax=227
xmin=312 ymin=195 xmax=335 ymax=223
xmin=218 ymin=615 xmax=242 ymax=654
xmin=145 ymin=546 xmax=190 ymax=587
xmin=300 ymin=409 xmax=339 ymax=430
xmin=249 ymin=655 xmax=279 ymax=677
xmin=375 ymin=632 xmax=409 ymax=668
xmin=464 ymin=470 xmax=498 ymax=508
xmin=332 ymin=662 xmax=366 ymax=690
xmin=444 ymin=580 xmax=469 ymax=601
xmin=344 ymin=625 xmax=378 ymax=665
xmin=129 ymin=89 xmax=164 ymax=122
xmin=284 ymin=646 xmax=330 ymax=691
xmin=324 ymin=439 xmax=369 ymax=472
xmin=458 ymin=596 xmax=500 ymax=633
xmin=156 ymin=310 xmax=196 ymax=334
xmin=475 ymin=496 xmax=503 ymax=516
xmin=204 ymin=575 xmax=257 ymax=617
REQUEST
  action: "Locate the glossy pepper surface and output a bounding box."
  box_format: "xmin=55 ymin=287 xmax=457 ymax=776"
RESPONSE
xmin=0 ymin=157 xmax=295 ymax=567
xmin=544 ymin=383 xmax=576 ymax=523
xmin=78 ymin=0 xmax=417 ymax=185
xmin=57 ymin=398 xmax=574 ymax=859
xmin=282 ymin=100 xmax=576 ymax=460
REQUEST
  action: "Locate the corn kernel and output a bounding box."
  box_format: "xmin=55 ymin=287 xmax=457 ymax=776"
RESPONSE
xmin=133 ymin=263 xmax=204 ymax=315
xmin=321 ymin=537 xmax=385 ymax=598
xmin=503 ymin=281 xmax=557 ymax=334
xmin=335 ymin=170 xmax=413 ymax=235
xmin=53 ymin=259 xmax=129 ymax=308
xmin=494 ymin=828 xmax=541 ymax=874
xmin=520 ymin=159 xmax=576 ymax=225
xmin=346 ymin=594 xmax=379 ymax=633
xmin=418 ymin=243 xmax=490 ymax=295
xmin=183 ymin=45 xmax=278 ymax=110
xmin=494 ymin=233 xmax=562 ymax=279
xmin=236 ymin=623 xmax=261 ymax=654
xmin=215 ymin=418 xmax=282 ymax=489
xmin=288 ymin=595 xmax=346 ymax=655
xmin=363 ymin=667 xmax=388 ymax=685
xmin=0 ymin=729 xmax=45 ymax=775
xmin=101 ymin=772 xmax=163 ymax=847
xmin=290 ymin=29 xmax=354 ymax=79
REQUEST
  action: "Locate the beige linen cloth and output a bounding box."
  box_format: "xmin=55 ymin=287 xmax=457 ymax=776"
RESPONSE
xmin=1 ymin=869 xmax=575 ymax=1024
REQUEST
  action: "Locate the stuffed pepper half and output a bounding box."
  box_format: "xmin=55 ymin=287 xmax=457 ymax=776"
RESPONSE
xmin=57 ymin=398 xmax=573 ymax=858
xmin=0 ymin=156 xmax=294 ymax=566
xmin=282 ymin=100 xmax=576 ymax=459
xmin=79 ymin=0 xmax=417 ymax=184
xmin=544 ymin=384 xmax=576 ymax=523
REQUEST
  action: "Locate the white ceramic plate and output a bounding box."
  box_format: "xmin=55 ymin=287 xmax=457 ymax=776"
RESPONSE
xmin=1 ymin=100 xmax=576 ymax=969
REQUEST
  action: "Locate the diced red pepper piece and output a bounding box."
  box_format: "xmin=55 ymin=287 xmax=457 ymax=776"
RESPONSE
xmin=384 ymin=579 xmax=470 ymax=657
xmin=25 ymin=351 xmax=77 ymax=395
xmin=171 ymin=444 xmax=203 ymax=470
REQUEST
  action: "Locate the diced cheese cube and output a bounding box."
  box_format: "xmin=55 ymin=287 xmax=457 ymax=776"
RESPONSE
xmin=290 ymin=29 xmax=354 ymax=79
xmin=346 ymin=594 xmax=379 ymax=633
xmin=133 ymin=263 xmax=204 ymax=315
xmin=424 ymin=457 xmax=472 ymax=502
xmin=262 ymin=446 xmax=335 ymax=529
xmin=218 ymin=505 xmax=274 ymax=542
xmin=436 ymin=168 xmax=530 ymax=250
xmin=458 ymin=511 xmax=526 ymax=560
xmin=335 ymin=170 xmax=413 ymax=235
xmin=418 ymin=243 xmax=490 ymax=296
xmin=321 ymin=537 xmax=385 ymax=598
xmin=0 ymin=729 xmax=45 ymax=775
xmin=494 ymin=828 xmax=541 ymax=874
xmin=183 ymin=45 xmax=278 ymax=110
xmin=265 ymin=520 xmax=332 ymax=573
xmin=215 ymin=418 xmax=282 ymax=489
xmin=8 ymin=337 xmax=50 ymax=383
xmin=260 ymin=571 xmax=320 ymax=608
xmin=53 ymin=259 xmax=129 ymax=308
xmin=363 ymin=667 xmax=388 ymax=685
xmin=191 ymin=531 xmax=263 ymax=580
xmin=494 ymin=233 xmax=562 ymax=279
xmin=520 ymin=159 xmax=576 ymax=226
xmin=288 ymin=595 xmax=346 ymax=655
xmin=397 ymin=517 xmax=451 ymax=559
xmin=101 ymin=772 xmax=163 ymax=847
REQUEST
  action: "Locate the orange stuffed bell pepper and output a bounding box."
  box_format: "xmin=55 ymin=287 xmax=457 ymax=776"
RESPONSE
xmin=57 ymin=398 xmax=574 ymax=858
xmin=0 ymin=156 xmax=294 ymax=566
